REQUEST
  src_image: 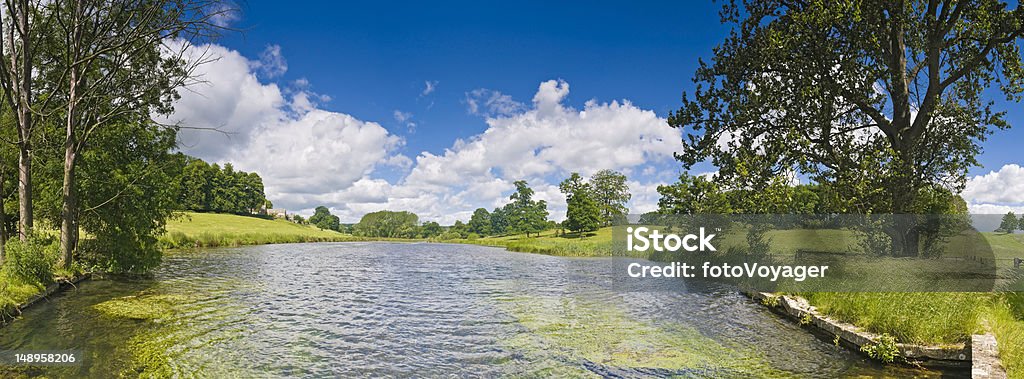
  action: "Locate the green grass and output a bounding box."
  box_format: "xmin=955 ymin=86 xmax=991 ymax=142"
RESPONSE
xmin=800 ymin=292 xmax=987 ymax=345
xmin=990 ymin=294 xmax=1024 ymax=378
xmin=162 ymin=212 xmax=361 ymax=248
xmin=456 ymin=227 xmax=614 ymax=257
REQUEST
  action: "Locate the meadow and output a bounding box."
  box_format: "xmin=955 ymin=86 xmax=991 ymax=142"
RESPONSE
xmin=160 ymin=212 xmax=362 ymax=248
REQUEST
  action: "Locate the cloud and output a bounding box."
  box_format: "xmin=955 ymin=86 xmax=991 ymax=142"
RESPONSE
xmin=384 ymin=79 xmax=683 ymax=223
xmin=208 ymin=2 xmax=240 ymax=28
xmin=464 ymin=88 xmax=525 ymax=117
xmin=421 ymin=80 xmax=438 ymax=96
xmin=254 ymin=45 xmax=288 ymax=78
xmin=162 ymin=43 xmax=405 ymax=214
xmin=964 ymin=164 xmax=1024 ymax=204
xmin=963 ymin=164 xmax=1024 ymax=213
xmin=165 ymin=45 xmax=680 ymax=224
xmin=393 ymin=110 xmax=416 ymax=133
xmin=158 ymin=42 xmax=285 ymax=161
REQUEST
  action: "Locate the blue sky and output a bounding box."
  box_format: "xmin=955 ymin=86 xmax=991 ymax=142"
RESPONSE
xmin=214 ymin=1 xmax=726 ymax=171
xmin=168 ymin=1 xmax=1024 ymax=221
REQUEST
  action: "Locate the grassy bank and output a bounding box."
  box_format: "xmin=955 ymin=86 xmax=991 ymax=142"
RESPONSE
xmin=161 ymin=212 xmax=362 ymax=248
xmin=0 ymin=236 xmax=84 ymax=320
xmin=455 ymin=227 xmax=614 ymax=256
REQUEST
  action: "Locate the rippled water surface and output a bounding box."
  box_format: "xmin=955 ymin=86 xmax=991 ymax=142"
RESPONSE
xmin=1 ymin=242 xmax=963 ymax=377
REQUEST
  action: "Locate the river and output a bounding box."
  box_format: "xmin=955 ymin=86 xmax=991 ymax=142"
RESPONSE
xmin=0 ymin=242 xmax=962 ymax=377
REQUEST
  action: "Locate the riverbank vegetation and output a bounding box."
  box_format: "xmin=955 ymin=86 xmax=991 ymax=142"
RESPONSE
xmin=0 ymin=0 xmax=236 ymax=316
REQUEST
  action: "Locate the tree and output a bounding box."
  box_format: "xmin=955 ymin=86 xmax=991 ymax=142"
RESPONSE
xmin=73 ymin=120 xmax=181 ymax=272
xmin=670 ymin=1 xmax=1024 ymax=257
xmin=451 ymin=220 xmax=469 ymax=238
xmin=420 ymin=221 xmax=442 ymax=238
xmin=1019 ymin=214 xmax=1024 ymax=232
xmin=559 ymin=172 xmax=588 ymax=196
xmin=467 ymin=208 xmax=492 ymax=236
xmin=560 ymin=172 xmax=601 ymax=236
xmin=293 ymin=214 xmax=305 ymax=224
xmin=175 ymin=157 xmax=266 ymax=214
xmin=47 ymin=0 xmax=225 ymax=268
xmin=309 ymin=206 xmax=340 ymax=231
xmin=0 ymin=0 xmax=42 ymax=241
xmin=506 ymin=180 xmax=549 ymax=237
xmin=589 ymin=169 xmax=630 ymax=226
xmin=354 ymin=210 xmax=419 ymax=238
xmin=1000 ymin=212 xmax=1018 ymax=234
xmin=490 ymin=206 xmax=509 ymax=236
xmin=657 ymin=173 xmax=732 ymax=215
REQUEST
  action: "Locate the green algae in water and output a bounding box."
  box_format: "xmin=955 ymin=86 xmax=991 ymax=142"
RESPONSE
xmin=496 ymin=294 xmax=785 ymax=377
xmin=93 ymin=293 xmax=196 ymax=320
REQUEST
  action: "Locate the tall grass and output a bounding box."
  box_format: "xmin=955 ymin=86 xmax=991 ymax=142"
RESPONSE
xmin=801 ymin=292 xmax=987 ymax=345
xmin=990 ymin=295 xmax=1024 ymax=378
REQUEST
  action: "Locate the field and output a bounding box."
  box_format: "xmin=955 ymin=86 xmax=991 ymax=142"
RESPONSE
xmin=458 ymin=228 xmax=614 ymax=256
xmin=161 ymin=212 xmax=361 ymax=248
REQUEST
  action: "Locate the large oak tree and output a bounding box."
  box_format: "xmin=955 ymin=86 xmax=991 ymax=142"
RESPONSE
xmin=671 ymin=0 xmax=1024 ymax=256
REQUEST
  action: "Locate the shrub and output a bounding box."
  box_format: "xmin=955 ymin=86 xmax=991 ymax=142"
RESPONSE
xmin=860 ymin=333 xmax=900 ymax=363
xmin=2 ymin=236 xmax=59 ymax=286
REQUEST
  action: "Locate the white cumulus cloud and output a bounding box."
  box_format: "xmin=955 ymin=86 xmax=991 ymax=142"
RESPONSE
xmin=165 ymin=44 xmax=681 ymax=223
xmin=162 ymin=43 xmax=405 ymax=214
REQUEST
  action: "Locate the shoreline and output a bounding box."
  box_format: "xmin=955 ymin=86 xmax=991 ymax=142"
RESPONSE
xmin=0 ymin=273 xmax=92 ymax=329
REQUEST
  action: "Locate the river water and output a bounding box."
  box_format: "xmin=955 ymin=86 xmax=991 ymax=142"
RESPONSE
xmin=1 ymin=242 xmax=962 ymax=377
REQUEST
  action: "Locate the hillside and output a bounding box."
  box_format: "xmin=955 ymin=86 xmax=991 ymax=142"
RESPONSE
xmin=162 ymin=212 xmax=359 ymax=248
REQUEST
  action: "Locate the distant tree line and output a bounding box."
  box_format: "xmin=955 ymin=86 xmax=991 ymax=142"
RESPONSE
xmin=175 ymin=158 xmax=268 ymax=215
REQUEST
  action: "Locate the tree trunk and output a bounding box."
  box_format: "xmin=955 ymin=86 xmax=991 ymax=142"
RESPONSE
xmin=17 ymin=141 xmax=31 ymax=241
xmin=59 ymin=66 xmax=80 ymax=270
xmin=13 ymin=0 xmax=32 ymax=241
xmin=890 ymin=150 xmax=921 ymax=258
xmin=59 ymin=147 xmax=79 ymax=270
xmin=0 ymin=171 xmax=6 ymax=264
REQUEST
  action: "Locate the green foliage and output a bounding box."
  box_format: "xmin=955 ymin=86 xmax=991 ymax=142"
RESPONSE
xmin=354 ymin=210 xmax=420 ymax=238
xmin=860 ymin=334 xmax=900 ymax=363
xmin=559 ymin=172 xmax=601 ymax=236
xmin=1000 ymin=212 xmax=1019 ymax=234
xmin=437 ymin=230 xmax=462 ymax=240
xmin=670 ymin=0 xmax=1024 ymax=257
xmin=657 ymin=173 xmax=731 ymax=214
xmin=72 ymin=122 xmax=179 ymax=273
xmin=503 ymin=180 xmax=549 ymax=237
xmin=799 ymin=312 xmax=813 ymax=326
xmin=490 ymin=206 xmax=510 ymax=236
xmin=1 ymin=235 xmax=58 ymax=286
xmin=420 ymin=221 xmax=442 ymax=238
xmin=467 ymin=208 xmax=492 ymax=236
xmin=176 ymin=158 xmax=267 ymax=215
xmin=309 ymin=206 xmax=340 ymax=231
xmin=589 ymin=170 xmax=630 ymax=226
xmin=450 ymin=220 xmax=469 ymax=239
